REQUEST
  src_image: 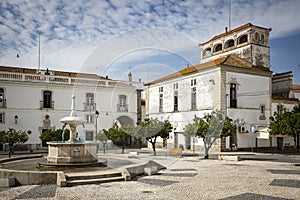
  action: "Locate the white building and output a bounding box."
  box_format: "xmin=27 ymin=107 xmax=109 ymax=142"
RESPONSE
xmin=146 ymin=23 xmax=299 ymax=151
xmin=0 ymin=66 xmax=143 ymax=150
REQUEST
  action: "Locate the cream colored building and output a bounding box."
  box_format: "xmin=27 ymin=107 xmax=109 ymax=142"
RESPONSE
xmin=146 ymin=23 xmax=298 ymax=151
xmin=0 ymin=66 xmax=143 ymax=150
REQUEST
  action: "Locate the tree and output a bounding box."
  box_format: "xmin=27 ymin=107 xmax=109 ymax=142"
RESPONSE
xmin=97 ymin=130 xmax=108 ymax=154
xmin=183 ymin=111 xmax=236 ymax=159
xmin=269 ymin=103 xmax=300 ymax=151
xmin=40 ymin=128 xmax=70 ymax=142
xmin=102 ymin=125 xmax=130 ymax=154
xmin=137 ymin=118 xmax=172 ymax=156
xmin=0 ymin=128 xmax=31 ymax=158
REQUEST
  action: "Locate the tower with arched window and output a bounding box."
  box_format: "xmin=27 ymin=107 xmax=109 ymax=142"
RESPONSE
xmin=199 ymin=23 xmax=271 ymax=69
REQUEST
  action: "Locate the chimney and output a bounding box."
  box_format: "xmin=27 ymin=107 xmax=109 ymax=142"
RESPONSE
xmin=225 ymin=27 xmax=228 ymax=34
xmin=128 ymin=71 xmax=132 ymax=82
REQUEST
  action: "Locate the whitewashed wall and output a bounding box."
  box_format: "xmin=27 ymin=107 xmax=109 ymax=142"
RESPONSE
xmin=0 ymin=75 xmax=140 ymax=149
xmin=226 ymin=71 xmax=271 ymax=148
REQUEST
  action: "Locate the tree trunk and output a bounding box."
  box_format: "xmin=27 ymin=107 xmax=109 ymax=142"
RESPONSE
xmin=103 ymin=143 xmax=106 ymax=154
xmin=204 ymin=147 xmax=209 ymax=159
xmin=203 ymin=139 xmax=209 ymax=159
xmin=152 ymin=142 xmax=156 ymax=156
xmin=122 ymin=143 xmax=125 ymax=154
xmin=297 ymin=132 xmax=300 ymax=152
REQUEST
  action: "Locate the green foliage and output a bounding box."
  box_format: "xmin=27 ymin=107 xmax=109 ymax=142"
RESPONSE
xmin=183 ymin=111 xmax=236 ymax=158
xmin=138 ymin=118 xmax=172 ymax=140
xmin=0 ymin=128 xmax=30 ymax=145
xmin=0 ymin=128 xmax=31 ymax=157
xmin=269 ymin=103 xmax=300 ymax=149
xmin=136 ymin=118 xmax=172 ymax=155
xmin=102 ymin=126 xmax=131 ymax=153
xmin=97 ymin=130 xmax=108 ymax=143
xmin=184 ymin=112 xmax=236 ymax=139
xmin=40 ymin=129 xmax=70 ymax=142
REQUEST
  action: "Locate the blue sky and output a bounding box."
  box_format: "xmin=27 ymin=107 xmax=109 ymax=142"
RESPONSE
xmin=0 ymin=0 xmax=299 ymax=84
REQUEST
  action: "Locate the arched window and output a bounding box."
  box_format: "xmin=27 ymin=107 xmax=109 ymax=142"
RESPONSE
xmin=214 ymin=44 xmax=222 ymax=52
xmin=203 ymin=48 xmax=211 ymax=57
xmin=260 ymin=34 xmax=264 ymax=44
xmin=238 ymin=35 xmax=248 ymax=44
xmin=225 ymin=39 xmax=234 ymax=49
xmin=255 ymin=32 xmax=259 ymax=43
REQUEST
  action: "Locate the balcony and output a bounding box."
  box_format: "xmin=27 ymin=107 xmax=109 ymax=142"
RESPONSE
xmin=117 ymin=104 xmax=128 ymax=112
xmin=40 ymin=100 xmax=54 ymax=109
xmin=83 ymin=103 xmax=97 ymax=112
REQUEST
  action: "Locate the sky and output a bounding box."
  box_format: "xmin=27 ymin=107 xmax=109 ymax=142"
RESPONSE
xmin=0 ymin=0 xmax=300 ymax=84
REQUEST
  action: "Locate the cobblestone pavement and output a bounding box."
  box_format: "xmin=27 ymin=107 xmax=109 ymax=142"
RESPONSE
xmin=0 ymin=153 xmax=300 ymax=200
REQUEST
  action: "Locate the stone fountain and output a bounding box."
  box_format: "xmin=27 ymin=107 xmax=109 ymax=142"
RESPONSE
xmin=46 ymin=95 xmax=99 ymax=165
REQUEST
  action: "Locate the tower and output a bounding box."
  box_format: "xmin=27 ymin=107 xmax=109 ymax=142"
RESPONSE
xmin=199 ymin=23 xmax=272 ymax=69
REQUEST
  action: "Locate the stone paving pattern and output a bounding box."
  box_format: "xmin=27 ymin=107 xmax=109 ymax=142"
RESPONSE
xmin=0 ymin=153 xmax=300 ymax=200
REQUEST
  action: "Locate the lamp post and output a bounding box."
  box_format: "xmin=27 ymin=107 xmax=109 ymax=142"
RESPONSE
xmin=14 ymin=115 xmax=18 ymax=124
xmin=94 ymin=110 xmax=99 ymax=142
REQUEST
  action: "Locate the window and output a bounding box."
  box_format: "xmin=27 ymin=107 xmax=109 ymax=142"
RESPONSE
xmin=277 ymin=104 xmax=283 ymax=115
xmin=225 ymin=39 xmax=234 ymax=48
xmin=43 ymin=90 xmax=53 ymax=108
xmin=0 ymin=88 xmax=4 ymax=108
xmin=255 ymin=32 xmax=259 ymax=43
xmin=191 ymin=79 xmax=196 ymax=86
xmin=260 ymin=105 xmax=265 ymax=116
xmin=85 ymin=93 xmax=95 ymax=111
xmin=159 ymin=94 xmax=163 ymax=112
xmin=214 ymin=44 xmax=222 ymax=52
xmin=260 ymin=34 xmax=264 ymax=45
xmin=174 ymin=91 xmax=178 ymax=111
xmin=203 ymin=48 xmax=211 ymax=57
xmin=173 ymin=83 xmax=178 ymax=90
xmin=230 ymin=83 xmax=237 ymax=108
xmin=238 ymin=35 xmax=248 ymax=44
xmin=159 ymin=87 xmax=163 ymax=93
xmin=0 ymin=113 xmax=4 ymax=123
xmin=85 ymin=131 xmax=94 ymax=141
xmin=86 ymin=114 xmax=94 ymax=124
xmin=118 ymin=95 xmax=128 ymax=112
xmin=259 ymin=105 xmax=266 ymax=120
xmin=191 ymin=87 xmax=197 ymax=110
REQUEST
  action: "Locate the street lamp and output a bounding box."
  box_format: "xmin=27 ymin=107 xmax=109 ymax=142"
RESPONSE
xmin=94 ymin=110 xmax=99 ymax=141
xmin=14 ymin=115 xmax=18 ymax=124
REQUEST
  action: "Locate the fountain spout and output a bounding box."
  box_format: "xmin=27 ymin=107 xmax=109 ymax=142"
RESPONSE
xmin=59 ymin=95 xmax=87 ymax=142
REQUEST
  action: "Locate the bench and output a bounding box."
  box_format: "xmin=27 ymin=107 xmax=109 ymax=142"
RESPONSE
xmin=218 ymin=155 xmax=241 ymax=161
xmin=170 ymin=148 xmax=183 ymax=157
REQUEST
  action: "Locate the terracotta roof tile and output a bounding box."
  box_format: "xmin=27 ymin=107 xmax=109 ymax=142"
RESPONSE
xmin=145 ymin=54 xmax=269 ymax=85
xmin=292 ymin=84 xmax=300 ymax=90
xmin=199 ymin=23 xmax=271 ymax=46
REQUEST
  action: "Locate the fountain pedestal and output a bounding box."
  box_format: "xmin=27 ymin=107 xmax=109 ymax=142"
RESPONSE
xmin=47 ymin=142 xmax=98 ymax=164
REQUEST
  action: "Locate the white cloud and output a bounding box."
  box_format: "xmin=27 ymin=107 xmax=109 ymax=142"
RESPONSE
xmin=0 ymin=0 xmax=300 ymax=81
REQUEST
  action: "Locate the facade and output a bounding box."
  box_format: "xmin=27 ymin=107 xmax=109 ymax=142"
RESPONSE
xmin=270 ymin=72 xmax=300 ymax=150
xmin=146 ymin=23 xmax=298 ymax=151
xmin=0 ymin=66 xmax=143 ymax=150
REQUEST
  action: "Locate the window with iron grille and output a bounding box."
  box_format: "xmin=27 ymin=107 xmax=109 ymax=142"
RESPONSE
xmin=230 ymin=83 xmax=237 ymax=108
xmin=174 ymin=91 xmax=178 ymax=111
xmin=191 ymin=87 xmax=196 ymax=110
xmin=159 ymin=94 xmax=163 ymax=112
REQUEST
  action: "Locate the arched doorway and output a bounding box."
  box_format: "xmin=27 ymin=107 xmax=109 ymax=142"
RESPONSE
xmin=114 ymin=116 xmax=138 ymax=147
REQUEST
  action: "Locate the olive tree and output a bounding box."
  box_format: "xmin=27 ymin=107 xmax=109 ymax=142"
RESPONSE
xmin=0 ymin=128 xmax=31 ymax=158
xmin=184 ymin=111 xmax=236 ymax=159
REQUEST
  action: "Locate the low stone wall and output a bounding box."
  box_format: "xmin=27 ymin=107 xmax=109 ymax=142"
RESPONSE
xmin=0 ymin=154 xmax=59 ymax=186
xmin=0 ymin=168 xmax=58 ymax=186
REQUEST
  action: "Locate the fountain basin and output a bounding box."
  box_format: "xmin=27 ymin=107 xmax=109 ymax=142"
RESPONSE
xmin=47 ymin=141 xmax=97 ymax=164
